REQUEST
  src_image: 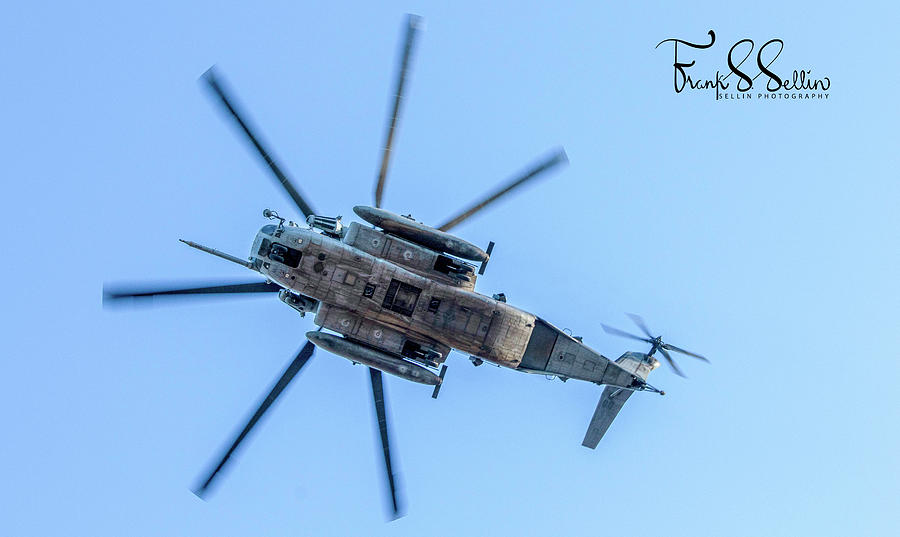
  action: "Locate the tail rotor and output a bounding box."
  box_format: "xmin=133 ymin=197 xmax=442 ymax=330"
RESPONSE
xmin=601 ymin=313 xmax=708 ymax=378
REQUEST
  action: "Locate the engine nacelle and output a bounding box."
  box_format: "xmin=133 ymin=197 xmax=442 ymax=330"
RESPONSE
xmin=306 ymin=215 xmax=344 ymax=237
xmin=306 ymin=331 xmax=443 ymax=386
xmin=353 ymin=205 xmax=488 ymax=262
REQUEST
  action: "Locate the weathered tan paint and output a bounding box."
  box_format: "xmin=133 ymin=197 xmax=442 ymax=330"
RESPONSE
xmin=252 ymin=220 xmax=643 ymax=389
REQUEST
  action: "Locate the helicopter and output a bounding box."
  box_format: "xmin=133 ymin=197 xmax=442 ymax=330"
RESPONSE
xmin=104 ymin=14 xmax=707 ymax=519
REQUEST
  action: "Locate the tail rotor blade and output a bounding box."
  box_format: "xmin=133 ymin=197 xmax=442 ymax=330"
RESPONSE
xmin=601 ymin=324 xmax=651 ymax=344
xmin=201 ymin=67 xmax=317 ymax=218
xmin=626 ymin=313 xmax=654 ymax=339
xmin=194 ymin=340 xmax=316 ymax=497
xmin=658 ymin=347 xmax=685 ymax=378
xmin=368 ymin=368 xmax=403 ymax=518
xmin=374 ymin=14 xmax=422 ymax=208
xmin=661 ymin=343 xmax=709 ymax=363
xmin=437 ymin=149 xmax=568 ymax=232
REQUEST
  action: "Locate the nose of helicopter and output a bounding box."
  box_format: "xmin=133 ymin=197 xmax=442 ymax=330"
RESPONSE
xmin=250 ymin=223 xmax=317 ymax=269
xmin=249 ymin=225 xmax=276 ymax=266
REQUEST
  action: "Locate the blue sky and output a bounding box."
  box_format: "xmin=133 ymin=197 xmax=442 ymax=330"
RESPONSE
xmin=1 ymin=1 xmax=897 ymax=536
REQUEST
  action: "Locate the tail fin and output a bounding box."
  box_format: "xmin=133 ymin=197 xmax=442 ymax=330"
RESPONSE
xmin=582 ymin=386 xmax=633 ymax=448
xmin=612 ymin=351 xmax=657 ymax=381
xmin=581 ymin=352 xmax=658 ymax=448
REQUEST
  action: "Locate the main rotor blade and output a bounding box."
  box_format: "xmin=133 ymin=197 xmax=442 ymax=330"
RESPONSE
xmin=194 ymin=340 xmax=316 ymax=497
xmin=658 ymin=347 xmax=686 ymax=378
xmin=368 ymin=368 xmax=403 ymax=518
xmin=626 ymin=313 xmax=654 ymax=339
xmin=103 ymin=281 xmax=281 ymax=304
xmin=601 ymin=324 xmax=651 ymax=344
xmin=661 ymin=343 xmax=709 ymax=363
xmin=436 ymin=149 xmax=568 ymax=232
xmin=374 ymin=14 xmax=422 ymax=209
xmin=202 ymin=67 xmax=317 ymax=218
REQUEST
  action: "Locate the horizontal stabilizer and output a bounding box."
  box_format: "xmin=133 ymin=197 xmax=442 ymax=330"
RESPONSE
xmin=582 ymin=386 xmax=633 ymax=449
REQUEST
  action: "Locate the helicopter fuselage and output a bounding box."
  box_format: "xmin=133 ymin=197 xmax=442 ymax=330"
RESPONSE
xmin=251 ymin=220 xmax=645 ymax=390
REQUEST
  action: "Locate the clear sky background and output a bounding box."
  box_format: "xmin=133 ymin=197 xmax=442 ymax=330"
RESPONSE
xmin=1 ymin=1 xmax=897 ymax=536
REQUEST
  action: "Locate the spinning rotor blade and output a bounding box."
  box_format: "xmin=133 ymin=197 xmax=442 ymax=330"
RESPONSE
xmin=601 ymin=324 xmax=651 ymax=344
xmin=437 ymin=149 xmax=568 ymax=232
xmin=374 ymin=14 xmax=422 ymax=209
xmin=657 ymin=347 xmax=686 ymax=378
xmin=661 ymin=343 xmax=709 ymax=363
xmin=195 ymin=340 xmax=316 ymax=497
xmin=626 ymin=313 xmax=654 ymax=339
xmin=369 ymin=368 xmax=403 ymax=518
xmin=202 ymin=67 xmax=317 ymax=218
xmin=103 ymin=281 xmax=281 ymax=304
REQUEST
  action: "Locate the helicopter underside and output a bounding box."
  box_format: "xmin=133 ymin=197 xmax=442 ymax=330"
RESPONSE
xmin=254 ymin=222 xmax=532 ymax=367
xmin=254 ymin=221 xmax=642 ymax=390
